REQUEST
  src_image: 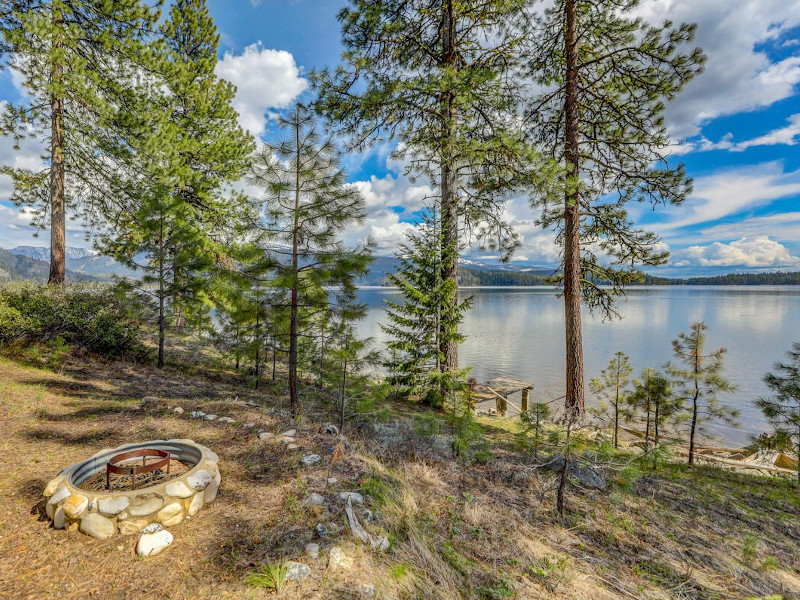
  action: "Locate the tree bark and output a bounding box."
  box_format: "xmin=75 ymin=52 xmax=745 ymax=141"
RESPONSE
xmin=157 ymin=222 xmax=165 ymax=369
xmin=563 ymin=0 xmax=584 ymax=417
xmin=48 ymin=1 xmax=66 ymax=285
xmin=440 ymin=0 xmax=459 ymax=374
xmin=288 ymin=105 xmax=301 ymax=416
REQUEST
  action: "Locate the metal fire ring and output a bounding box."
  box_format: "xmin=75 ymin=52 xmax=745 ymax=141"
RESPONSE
xmin=106 ymin=448 xmax=171 ymax=490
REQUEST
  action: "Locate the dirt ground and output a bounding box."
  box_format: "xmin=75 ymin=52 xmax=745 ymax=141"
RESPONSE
xmin=1 ymin=352 xmax=800 ymax=600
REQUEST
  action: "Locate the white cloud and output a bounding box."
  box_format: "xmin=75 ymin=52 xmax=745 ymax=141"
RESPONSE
xmin=216 ymin=43 xmax=308 ymax=136
xmin=734 ymin=113 xmax=800 ymax=151
xmin=681 ymin=236 xmax=800 ymax=268
xmin=633 ymin=0 xmax=800 ymax=139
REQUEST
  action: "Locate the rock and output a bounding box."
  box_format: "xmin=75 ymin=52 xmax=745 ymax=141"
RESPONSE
xmin=173 ymin=406 xmax=184 ymax=414
xmin=62 ymin=494 xmax=89 ymax=520
xmin=218 ymin=417 xmax=236 ymax=424
xmin=320 ymin=423 xmax=339 ymax=436
xmin=243 ymin=422 xmax=255 ymax=428
xmin=47 ymin=486 xmax=71 ymax=508
xmin=156 ymin=503 xmax=183 ymax=526
xmin=322 ymin=445 xmax=334 ymax=456
xmin=141 ymin=396 xmax=160 ymax=410
xmin=204 ymin=472 xmax=221 ymax=504
xmin=300 ymin=454 xmax=322 ymax=467
xmin=305 ymin=542 xmax=320 ymax=559
xmin=98 ymin=496 xmax=130 ymax=516
xmin=136 ymin=529 xmax=173 ymax=557
xmin=118 ymin=519 xmax=150 ymax=535
xmin=286 ymin=444 xmax=300 ymax=450
xmin=314 ymin=522 xmax=341 ymax=539
xmin=337 ymin=492 xmax=364 ymax=505
xmin=190 ymin=411 xmax=206 ymax=419
xmin=280 ymin=437 xmax=296 ymax=444
xmin=358 ymin=583 xmax=377 ymax=598
xmin=79 ymin=513 xmax=115 ymax=539
xmin=203 ymin=414 xmax=217 ymax=421
xmin=279 ymin=429 xmax=297 ymax=437
xmin=361 ymin=509 xmax=375 ymax=523
xmin=43 ymin=476 xmax=65 ymax=497
xmin=545 ymin=454 xmax=608 ymax=490
xmin=187 ymin=492 xmax=203 ymax=516
xmin=165 ymin=481 xmax=194 ymax=498
xmin=327 ymin=478 xmax=338 ymax=485
xmin=283 ymin=561 xmax=311 ymax=583
xmin=140 ymin=523 xmax=163 ymax=534
xmin=305 ymin=493 xmax=326 ymax=506
xmin=53 ymin=506 xmax=65 ymax=530
xmin=187 ymin=469 xmax=213 ymax=491
xmin=373 ymin=535 xmax=390 ymax=552
xmin=259 ymin=432 xmax=274 ymax=440
xmin=328 ymin=547 xmax=353 ymax=570
xmin=128 ymin=494 xmax=165 ymax=517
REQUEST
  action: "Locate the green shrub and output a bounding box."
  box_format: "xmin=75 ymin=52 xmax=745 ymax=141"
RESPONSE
xmin=0 ymin=282 xmax=146 ymax=358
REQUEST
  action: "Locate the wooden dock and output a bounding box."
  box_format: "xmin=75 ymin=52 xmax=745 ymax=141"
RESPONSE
xmin=472 ymin=376 xmax=534 ymax=417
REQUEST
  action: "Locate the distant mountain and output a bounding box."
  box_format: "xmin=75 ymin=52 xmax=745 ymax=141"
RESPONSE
xmin=0 ymin=247 xmax=98 ymax=282
xmin=9 ymin=245 xmax=97 ymax=261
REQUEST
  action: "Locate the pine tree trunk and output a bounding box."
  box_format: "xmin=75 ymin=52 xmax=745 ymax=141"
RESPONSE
xmin=48 ymin=1 xmax=66 ymax=285
xmin=613 ymin=388 xmax=619 ymax=448
xmin=440 ymin=0 xmax=459 ymax=374
xmin=288 ymin=106 xmax=301 ymax=416
xmin=157 ymin=224 xmax=165 ymax=369
xmin=563 ymin=0 xmax=584 ymax=417
xmin=688 ymin=390 xmax=699 ymax=465
xmin=254 ymin=310 xmax=261 ymax=390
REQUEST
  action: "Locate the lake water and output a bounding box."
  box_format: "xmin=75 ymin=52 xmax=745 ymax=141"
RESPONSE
xmin=355 ymin=286 xmax=800 ymax=446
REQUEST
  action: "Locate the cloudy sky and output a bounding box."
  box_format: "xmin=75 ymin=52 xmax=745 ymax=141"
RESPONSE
xmin=1 ymin=0 xmax=799 ymax=275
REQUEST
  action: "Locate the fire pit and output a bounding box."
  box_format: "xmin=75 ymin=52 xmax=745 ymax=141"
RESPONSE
xmin=42 ymin=439 xmax=220 ymax=539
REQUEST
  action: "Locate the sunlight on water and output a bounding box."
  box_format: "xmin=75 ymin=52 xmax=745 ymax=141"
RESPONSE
xmin=356 ymin=286 xmax=800 ymax=446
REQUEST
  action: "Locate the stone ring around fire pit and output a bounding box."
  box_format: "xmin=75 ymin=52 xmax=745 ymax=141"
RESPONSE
xmin=42 ymin=439 xmax=220 ymax=539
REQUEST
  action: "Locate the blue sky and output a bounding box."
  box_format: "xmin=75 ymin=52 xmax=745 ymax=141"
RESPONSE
xmin=2 ymin=0 xmax=800 ymax=276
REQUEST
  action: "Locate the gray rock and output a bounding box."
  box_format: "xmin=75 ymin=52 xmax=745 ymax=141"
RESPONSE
xmin=545 ymin=454 xmax=608 ymax=490
xmin=79 ymin=513 xmax=115 ymax=539
xmin=305 ymin=493 xmax=325 ymax=506
xmin=327 ymin=478 xmax=338 ymax=485
xmin=279 ymin=429 xmax=297 ymax=437
xmin=140 ymin=523 xmax=163 ymax=534
xmin=258 ymin=432 xmax=274 ymax=440
xmin=136 ymin=529 xmax=173 ymax=557
xmin=280 ymin=436 xmax=296 ymax=444
xmin=204 ymin=472 xmax=221 ymax=503
xmin=358 ymin=583 xmax=377 ymax=598
xmin=53 ymin=506 xmax=65 ymax=530
xmin=187 ymin=469 xmax=213 ymax=491
xmin=328 ymin=547 xmax=353 ymax=570
xmin=243 ymin=422 xmax=255 ymax=428
xmin=47 ymin=486 xmax=70 ymax=508
xmin=283 ymin=561 xmax=311 ymax=582
xmin=320 ymin=423 xmax=339 ymax=436
xmin=304 ymin=542 xmax=320 ymax=559
xmin=337 ymin=491 xmax=364 ymax=505
xmin=190 ymin=411 xmax=206 ymax=419
xmin=314 ymin=522 xmax=340 ymax=539
xmin=98 ymin=496 xmax=130 ymax=516
xmin=165 ymin=481 xmax=194 ymax=498
xmin=286 ymin=444 xmax=300 ymax=450
xmin=203 ymin=414 xmax=218 ymax=421
xmin=300 ymin=454 xmax=322 ymax=467
xmin=361 ymin=509 xmax=375 ymax=523
xmin=173 ymin=406 xmax=184 ymax=414
xmin=218 ymin=416 xmax=236 ymax=424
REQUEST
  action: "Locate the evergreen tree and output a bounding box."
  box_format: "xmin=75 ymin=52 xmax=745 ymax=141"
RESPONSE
xmin=627 ymin=368 xmax=677 ymax=452
xmin=315 ymin=0 xmax=535 ymax=376
xmin=525 ymin=0 xmax=705 ymax=416
xmin=668 ymin=322 xmax=737 ymax=465
xmin=247 ymin=104 xmax=371 ymax=416
xmin=756 ymin=342 xmax=800 ymax=483
xmin=0 ymin=0 xmax=160 ymax=283
xmin=381 ymin=208 xmax=471 ymax=400
xmin=589 ymin=351 xmax=632 ymax=447
xmin=97 ymin=0 xmax=254 ymax=367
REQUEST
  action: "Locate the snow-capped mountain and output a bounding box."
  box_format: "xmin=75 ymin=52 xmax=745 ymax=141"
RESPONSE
xmin=8 ymin=246 xmax=97 ymax=261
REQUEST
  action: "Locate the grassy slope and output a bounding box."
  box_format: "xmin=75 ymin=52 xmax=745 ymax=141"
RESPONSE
xmin=0 ymin=345 xmax=798 ymax=600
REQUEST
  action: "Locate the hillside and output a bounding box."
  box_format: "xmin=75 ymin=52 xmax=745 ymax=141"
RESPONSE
xmin=0 ymin=248 xmax=99 ymax=282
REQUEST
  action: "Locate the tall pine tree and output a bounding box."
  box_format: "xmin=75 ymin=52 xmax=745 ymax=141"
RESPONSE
xmin=0 ymin=0 xmax=160 ymax=283
xmin=526 ymin=0 xmax=705 ymax=416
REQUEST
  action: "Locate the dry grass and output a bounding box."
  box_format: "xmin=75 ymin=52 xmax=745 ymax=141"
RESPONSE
xmin=0 ymin=346 xmax=799 ymax=600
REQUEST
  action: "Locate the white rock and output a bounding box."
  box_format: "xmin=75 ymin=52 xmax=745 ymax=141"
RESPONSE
xmin=187 ymin=492 xmax=203 ymax=516
xmin=118 ymin=519 xmax=150 ymax=535
xmin=165 ymin=481 xmax=194 ymax=498
xmin=305 ymin=542 xmax=320 ymax=559
xmin=187 ymin=469 xmax=213 ymax=491
xmin=136 ymin=530 xmax=173 ymax=557
xmin=43 ymin=476 xmax=65 ymax=497
xmin=156 ymin=503 xmax=183 ymax=525
xmin=53 ymin=506 xmax=65 ymax=530
xmin=328 ymin=547 xmax=353 ymax=570
xmin=173 ymin=406 xmax=184 ymax=414
xmin=243 ymin=423 xmax=255 ymax=428
xmin=286 ymin=444 xmax=300 ymax=450
xmin=128 ymin=494 xmax=164 ymax=517
xmin=327 ymin=478 xmax=338 ymax=485
xmin=204 ymin=472 xmax=221 ymax=504
xmin=98 ymin=496 xmax=130 ymax=516
xmin=79 ymin=513 xmax=115 ymax=539
xmin=258 ymin=432 xmax=273 ymax=440
xmin=47 ymin=486 xmax=70 ymax=508
xmin=279 ymin=429 xmax=297 ymax=437
xmin=140 ymin=523 xmax=163 ymax=534
xmin=337 ymin=492 xmax=364 ymax=505
xmin=358 ymin=583 xmax=377 ymax=598
xmin=283 ymin=561 xmax=311 ymax=582
xmin=300 ymin=454 xmax=322 ymax=467
xmin=280 ymin=437 xmax=296 ymax=444
xmin=190 ymin=411 xmax=206 ymax=419
xmin=203 ymin=414 xmax=217 ymax=421
xmin=218 ymin=417 xmax=236 ymax=424
xmin=305 ymin=493 xmax=325 ymax=506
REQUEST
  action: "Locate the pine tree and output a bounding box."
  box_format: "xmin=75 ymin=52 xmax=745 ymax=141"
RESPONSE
xmin=97 ymin=0 xmax=255 ymax=367
xmin=627 ymin=368 xmax=678 ymax=452
xmin=589 ymin=351 xmax=632 ymax=447
xmin=668 ymin=322 xmax=737 ymax=465
xmin=247 ymin=104 xmax=371 ymax=416
xmin=526 ymin=0 xmax=705 ymax=416
xmin=381 ymin=208 xmax=471 ymax=400
xmin=756 ymin=342 xmax=800 ymax=483
xmin=315 ymin=0 xmax=535 ymax=375
xmin=0 ymin=0 xmax=160 ymax=283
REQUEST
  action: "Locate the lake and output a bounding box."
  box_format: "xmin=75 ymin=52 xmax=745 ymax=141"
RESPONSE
xmin=354 ymin=286 xmax=800 ymax=446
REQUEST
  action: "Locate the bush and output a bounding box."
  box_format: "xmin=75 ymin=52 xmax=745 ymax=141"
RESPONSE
xmin=0 ymin=282 xmax=146 ymax=357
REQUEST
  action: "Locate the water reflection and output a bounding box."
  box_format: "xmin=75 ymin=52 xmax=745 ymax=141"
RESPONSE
xmin=355 ymin=286 xmax=800 ymax=446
